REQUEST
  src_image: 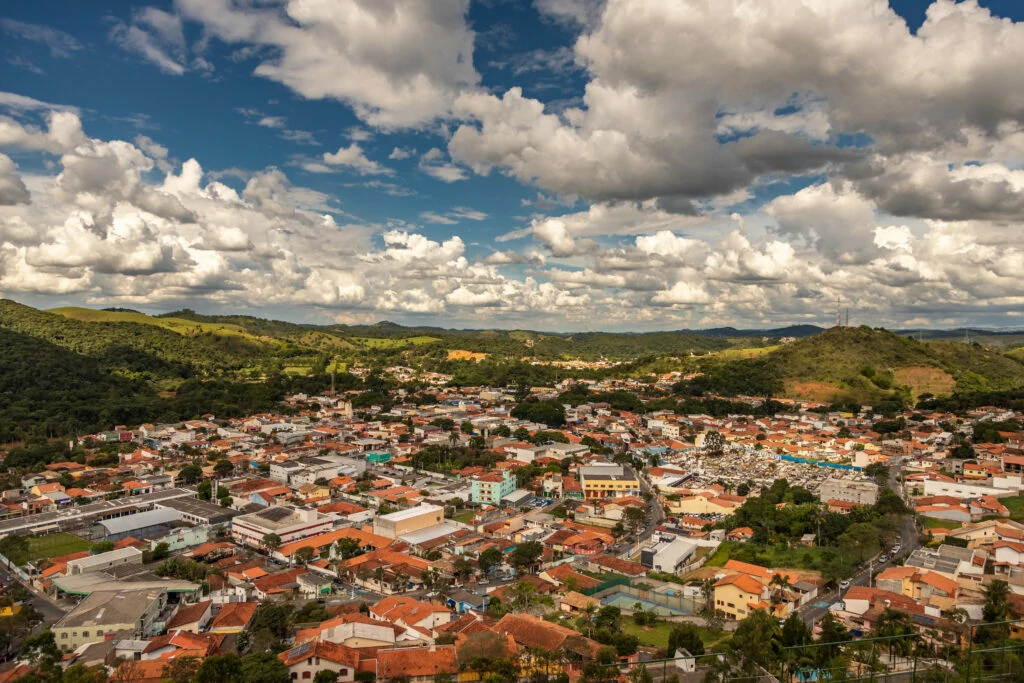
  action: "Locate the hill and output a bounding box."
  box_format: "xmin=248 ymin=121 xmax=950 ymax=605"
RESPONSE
xmin=766 ymin=326 xmax=1024 ymax=403
xmin=0 ymin=301 xmax=272 ymax=380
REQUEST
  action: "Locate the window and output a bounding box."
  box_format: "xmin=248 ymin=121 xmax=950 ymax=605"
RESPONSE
xmin=291 ymin=675 xmax=297 ymax=681
xmin=302 ymin=673 xmax=311 ymax=679
xmin=82 ymin=631 xmax=89 ymax=637
xmin=61 ymin=633 xmax=68 ymax=640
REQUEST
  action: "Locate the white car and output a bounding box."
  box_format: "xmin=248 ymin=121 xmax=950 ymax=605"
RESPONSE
xmin=839 ymin=580 xmax=850 ymax=590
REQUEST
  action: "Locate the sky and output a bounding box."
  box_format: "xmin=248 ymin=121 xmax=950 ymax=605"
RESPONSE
xmin=1 ymin=0 xmax=1024 ymax=332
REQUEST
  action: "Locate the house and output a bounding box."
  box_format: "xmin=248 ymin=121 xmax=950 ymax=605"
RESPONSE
xmin=376 ymin=645 xmax=459 ymax=683
xmin=713 ymin=573 xmax=768 ymax=620
xmin=164 ymin=600 xmax=213 ymax=634
xmin=494 ymin=613 xmax=599 ymax=658
xmin=279 ymin=640 xmax=359 ymax=682
xmin=560 ymin=591 xmax=601 ymax=614
xmin=208 ymin=602 xmax=258 ymax=633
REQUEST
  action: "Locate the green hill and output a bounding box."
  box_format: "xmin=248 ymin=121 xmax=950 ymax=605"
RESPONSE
xmin=0 ymin=300 xmax=272 ymax=380
xmin=766 ymin=326 xmax=1024 ymax=403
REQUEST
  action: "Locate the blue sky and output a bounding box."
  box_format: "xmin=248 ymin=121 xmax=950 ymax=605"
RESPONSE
xmin=2 ymin=1 xmax=1024 ymax=330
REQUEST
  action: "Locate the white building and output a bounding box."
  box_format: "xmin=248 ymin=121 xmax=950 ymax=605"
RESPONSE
xmin=66 ymin=547 xmax=144 ymax=575
xmin=231 ymin=506 xmax=333 ymax=548
xmin=819 ymin=477 xmax=879 ymax=506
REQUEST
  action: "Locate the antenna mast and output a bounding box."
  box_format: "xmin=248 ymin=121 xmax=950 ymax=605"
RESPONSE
xmin=845 ymin=308 xmax=849 ymax=327
xmin=836 ymin=296 xmax=842 ymax=327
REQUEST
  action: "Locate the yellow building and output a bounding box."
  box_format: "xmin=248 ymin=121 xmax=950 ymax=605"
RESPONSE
xmin=579 ymin=464 xmax=640 ymax=499
xmin=713 ymin=573 xmax=767 ymax=620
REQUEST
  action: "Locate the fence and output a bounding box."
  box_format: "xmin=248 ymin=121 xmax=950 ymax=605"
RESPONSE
xmin=591 ymin=582 xmax=701 ymax=615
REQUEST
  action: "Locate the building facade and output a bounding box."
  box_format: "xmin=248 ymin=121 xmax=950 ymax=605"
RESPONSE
xmin=231 ymin=506 xmax=333 ymax=548
xmin=470 ymin=471 xmax=516 ymax=506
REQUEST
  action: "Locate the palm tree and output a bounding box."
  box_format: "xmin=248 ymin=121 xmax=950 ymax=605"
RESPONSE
xmin=581 ymin=602 xmax=598 ymax=637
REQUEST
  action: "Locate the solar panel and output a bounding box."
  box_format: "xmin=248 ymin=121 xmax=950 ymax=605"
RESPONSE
xmin=258 ymin=507 xmax=293 ymax=522
xmin=291 ymin=641 xmax=312 ymax=658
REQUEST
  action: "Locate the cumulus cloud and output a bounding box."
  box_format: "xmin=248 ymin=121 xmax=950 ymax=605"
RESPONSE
xmin=176 ymin=0 xmax=480 ymax=128
xmin=322 ymin=144 xmax=392 ymax=175
xmin=0 ymin=154 xmax=30 ymax=205
xmin=451 ymin=0 xmax=1024 ymax=222
xmin=418 ymin=148 xmax=468 ymax=182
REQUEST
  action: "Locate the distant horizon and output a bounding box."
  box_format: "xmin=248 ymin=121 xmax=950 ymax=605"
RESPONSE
xmin=2 ymin=2 xmax=1023 ymax=331
xmin=10 ymin=298 xmax=1024 ymax=338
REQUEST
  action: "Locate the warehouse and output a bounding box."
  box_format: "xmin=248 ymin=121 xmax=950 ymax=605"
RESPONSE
xmin=88 ymin=508 xmax=184 ymax=542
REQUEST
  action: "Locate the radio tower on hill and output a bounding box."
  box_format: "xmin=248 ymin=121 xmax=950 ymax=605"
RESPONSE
xmin=836 ymin=296 xmax=842 ymax=327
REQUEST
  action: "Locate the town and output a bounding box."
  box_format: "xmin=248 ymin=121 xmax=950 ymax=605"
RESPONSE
xmin=1 ymin=374 xmax=1023 ymax=683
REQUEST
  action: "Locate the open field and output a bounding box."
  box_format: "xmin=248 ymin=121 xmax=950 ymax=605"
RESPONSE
xmin=350 ymin=336 xmax=440 ymax=348
xmin=1000 ymin=495 xmax=1024 ymax=524
xmin=620 ymin=621 xmax=727 ymax=650
xmin=703 ymin=541 xmax=843 ymax=575
xmin=715 ymin=345 xmax=780 ymax=360
xmin=5 ymin=533 xmax=91 ymax=565
xmin=49 ymin=307 xmax=254 ymax=338
xmin=921 ymin=516 xmax=962 ymax=530
xmin=894 ymin=366 xmax=956 ymax=398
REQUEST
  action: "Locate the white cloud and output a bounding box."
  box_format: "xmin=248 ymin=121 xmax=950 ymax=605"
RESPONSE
xmin=0 ymin=18 xmax=83 ymax=58
xmin=418 ymin=148 xmax=467 ymax=182
xmin=450 ymin=0 xmax=1024 ymax=220
xmin=109 ymin=8 xmax=188 ymax=76
xmin=389 ymin=147 xmax=414 ymax=160
xmin=0 ymin=153 xmax=30 ymax=205
xmin=176 ymin=0 xmax=480 ymax=128
xmin=322 ymin=144 xmax=392 ymax=176
xmin=420 ymin=211 xmax=458 ymax=225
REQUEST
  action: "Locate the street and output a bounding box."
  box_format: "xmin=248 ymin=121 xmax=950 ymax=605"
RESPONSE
xmin=798 ymin=458 xmax=919 ymax=628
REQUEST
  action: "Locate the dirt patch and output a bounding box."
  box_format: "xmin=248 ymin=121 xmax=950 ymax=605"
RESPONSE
xmin=784 ymin=380 xmax=846 ymax=402
xmin=447 ymin=349 xmax=487 ymax=362
xmin=894 ymin=366 xmax=955 ymax=398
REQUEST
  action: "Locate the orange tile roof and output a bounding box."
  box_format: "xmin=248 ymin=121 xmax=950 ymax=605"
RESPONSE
xmin=714 ymin=573 xmax=764 ymax=594
xmin=377 ymin=645 xmax=458 ymax=679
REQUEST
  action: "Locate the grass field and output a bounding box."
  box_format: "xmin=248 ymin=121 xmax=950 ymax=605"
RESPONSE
xmin=6 ymin=533 xmax=91 ymax=565
xmin=921 ymin=516 xmax=962 ymax=530
xmin=715 ymin=345 xmax=780 ymax=360
xmin=620 ymin=621 xmax=727 ymax=650
xmin=703 ymin=541 xmax=847 ymax=572
xmin=452 ymin=510 xmax=476 ymax=524
xmin=49 ymin=307 xmax=254 ymax=338
xmin=351 ymin=336 xmax=440 ymax=348
xmin=999 ymin=495 xmax=1024 ymax=523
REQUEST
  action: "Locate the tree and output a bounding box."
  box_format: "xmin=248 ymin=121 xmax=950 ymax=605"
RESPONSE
xmin=628 ymin=664 xmax=653 ymax=683
xmin=702 ymin=430 xmax=725 ymax=456
xmin=668 ymin=624 xmax=704 ymax=655
xmin=863 ymin=463 xmax=890 ymax=487
xmin=314 ymin=672 xmax=340 ymax=683
xmin=178 ymin=464 xmax=204 ymax=484
xmin=20 ymin=630 xmax=59 ymax=663
xmin=239 ymin=651 xmax=291 ymax=683
xmin=838 ymin=522 xmax=880 ymax=563
xmin=729 ymin=609 xmax=777 ymax=674
xmin=624 ymin=507 xmax=646 ymax=536
xmin=62 ymin=663 xmax=107 ymax=683
xmin=197 ymin=479 xmax=212 ymax=501
xmin=508 ymin=580 xmax=538 ymax=611
xmin=478 ymin=547 xmax=504 ymax=575
xmin=513 ymin=427 xmax=531 ymax=441
xmin=508 ymin=541 xmax=543 ymax=571
xmin=294 ymin=546 xmax=316 ymax=564
xmin=196 ymin=653 xmax=242 ymax=683
xmin=163 ymin=656 xmax=202 ymax=683
xmin=978 ymin=579 xmax=1012 ymax=643
xmin=334 ymin=537 xmax=362 ymax=560
xmin=461 ymin=420 xmax=476 ymax=434
xmin=780 ymin=613 xmax=812 ymax=648
xmin=816 ymin=612 xmax=850 ymax=667
xmin=214 ymin=458 xmax=235 ymax=476
xmin=262 ymin=533 xmax=282 ymax=553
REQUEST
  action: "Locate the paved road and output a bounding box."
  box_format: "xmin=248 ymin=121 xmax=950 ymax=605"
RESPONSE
xmin=0 ymin=560 xmax=68 ymax=660
xmin=798 ymin=458 xmax=919 ymax=628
